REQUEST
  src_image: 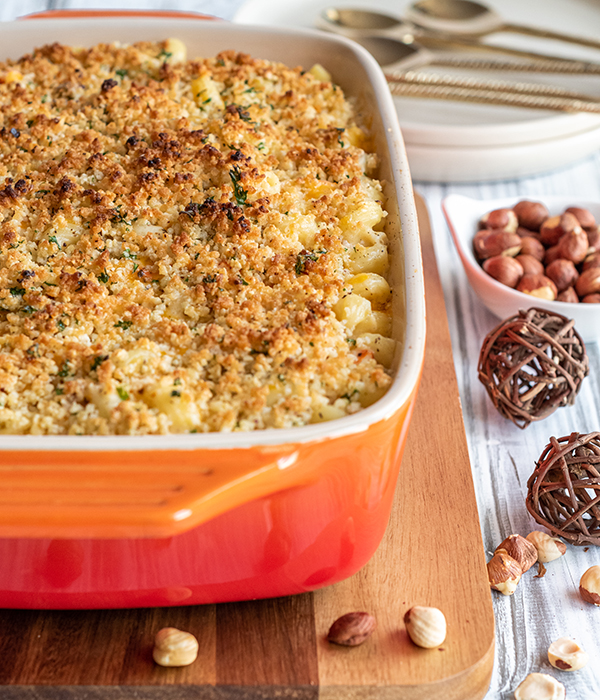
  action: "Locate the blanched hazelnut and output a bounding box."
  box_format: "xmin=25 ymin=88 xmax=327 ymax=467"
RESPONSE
xmin=514 ymin=673 xmax=565 ymax=700
xmin=579 ymin=565 xmax=600 ymax=605
xmin=548 ymin=637 xmax=588 ymax=671
xmin=483 ymin=256 xmax=523 ymax=288
xmin=517 ymin=274 xmax=557 ymax=301
xmin=582 ymin=293 xmax=600 ymax=303
xmin=496 ymin=535 xmax=537 ymax=573
xmin=565 ymin=206 xmax=596 ymax=232
xmin=556 ymin=226 xmax=588 ymax=264
xmin=575 ymin=267 xmax=600 ymax=297
xmin=519 ymin=236 xmax=545 ymax=262
xmin=545 ymin=259 xmax=579 ymax=292
xmin=540 ymin=212 xmax=579 ymax=247
xmin=153 ymin=627 xmax=199 ymax=667
xmin=513 ymin=200 xmax=549 ymax=231
xmin=487 ymin=549 xmax=521 ymax=595
xmin=525 ymin=531 xmax=566 ymax=563
xmin=515 ymin=254 xmax=544 ymax=276
xmin=480 ymin=208 xmax=518 ymax=233
xmin=403 ymin=606 xmax=446 ymax=648
xmin=474 ymin=229 xmax=522 ymax=260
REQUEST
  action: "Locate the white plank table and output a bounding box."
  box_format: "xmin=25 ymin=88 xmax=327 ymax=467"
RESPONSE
xmin=1 ymin=1 xmax=599 ymax=697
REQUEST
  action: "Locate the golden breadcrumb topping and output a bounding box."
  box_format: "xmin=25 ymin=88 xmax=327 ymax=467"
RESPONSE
xmin=0 ymin=40 xmax=393 ymax=435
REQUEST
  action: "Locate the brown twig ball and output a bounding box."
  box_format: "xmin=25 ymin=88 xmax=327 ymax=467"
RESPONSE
xmin=526 ymin=432 xmax=600 ymax=546
xmin=477 ymin=308 xmax=588 ymax=429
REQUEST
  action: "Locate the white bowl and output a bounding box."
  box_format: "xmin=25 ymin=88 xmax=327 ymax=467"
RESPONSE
xmin=442 ymin=194 xmax=600 ymax=344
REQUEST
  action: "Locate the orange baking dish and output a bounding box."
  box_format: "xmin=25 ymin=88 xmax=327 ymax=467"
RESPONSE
xmin=0 ymin=13 xmax=426 ymax=608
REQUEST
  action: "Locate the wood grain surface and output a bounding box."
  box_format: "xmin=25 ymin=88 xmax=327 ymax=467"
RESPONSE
xmin=0 ymin=194 xmax=494 ymax=699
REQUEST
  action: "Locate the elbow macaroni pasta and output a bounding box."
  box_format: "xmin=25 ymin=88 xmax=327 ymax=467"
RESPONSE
xmin=0 ymin=39 xmax=396 ymax=435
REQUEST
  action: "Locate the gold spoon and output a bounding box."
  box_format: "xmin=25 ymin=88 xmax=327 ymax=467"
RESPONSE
xmin=405 ymin=0 xmax=600 ymax=51
xmin=318 ymin=8 xmax=600 ymax=74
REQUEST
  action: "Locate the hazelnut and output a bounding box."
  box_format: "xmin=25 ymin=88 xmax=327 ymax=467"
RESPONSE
xmin=556 ymin=226 xmax=588 ymax=264
xmin=513 ymin=200 xmax=549 ymax=231
xmin=540 ymin=212 xmax=579 ymax=247
xmin=575 ymin=267 xmax=600 ymax=297
xmin=513 ymin=673 xmax=565 ymax=700
xmin=480 ymin=207 xmax=518 ymax=232
xmin=487 ymin=549 xmax=521 ymax=595
xmin=547 ymin=637 xmax=588 ymax=671
xmin=153 ymin=627 xmax=199 ymax=667
xmin=582 ymin=251 xmax=600 ymax=270
xmin=586 ymin=225 xmax=600 ymax=250
xmin=518 ymin=236 xmax=545 ymax=262
xmin=515 ymin=254 xmax=544 ymax=276
xmin=474 ymin=229 xmax=522 ymax=260
xmin=496 ymin=534 xmax=537 ymax=573
xmin=545 ymin=259 xmax=579 ymax=292
xmin=579 ymin=565 xmax=600 ymax=605
xmin=543 ymin=246 xmax=562 ymax=267
xmin=327 ymin=612 xmax=376 ymax=646
xmin=557 ymin=287 xmax=579 ymax=303
xmin=565 ymin=206 xmax=596 ymax=232
xmin=525 ymin=531 xmax=566 ymax=563
xmin=517 ymin=226 xmax=541 ymax=240
xmin=403 ymin=606 xmax=446 ymax=648
xmin=516 ymin=274 xmax=557 ymax=301
xmin=582 ymin=293 xmax=600 ymax=303
xmin=483 ymin=256 xmax=523 ymax=288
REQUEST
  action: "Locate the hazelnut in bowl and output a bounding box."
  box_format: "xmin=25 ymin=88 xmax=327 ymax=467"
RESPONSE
xmin=442 ymin=195 xmax=600 ymax=343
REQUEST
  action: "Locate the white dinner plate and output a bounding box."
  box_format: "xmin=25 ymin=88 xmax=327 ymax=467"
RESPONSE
xmin=233 ymin=0 xmax=600 ymax=181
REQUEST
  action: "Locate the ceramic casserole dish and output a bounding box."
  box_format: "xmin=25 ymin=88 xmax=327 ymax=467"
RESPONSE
xmin=0 ymin=14 xmax=426 ymax=609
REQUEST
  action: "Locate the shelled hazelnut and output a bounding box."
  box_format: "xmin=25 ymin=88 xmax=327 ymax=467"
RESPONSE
xmin=403 ymin=606 xmax=446 ymax=648
xmin=473 ymin=201 xmax=600 ymax=304
xmin=516 ymin=274 xmax=557 ymax=301
xmin=579 ymin=565 xmax=600 ymax=605
xmin=513 ymin=673 xmax=565 ymax=700
xmin=483 ymin=256 xmax=523 ymax=288
xmin=513 ymin=200 xmax=549 ymax=231
xmin=525 ymin=531 xmax=566 ymax=563
xmin=547 ymin=637 xmax=588 ymax=671
xmin=487 ymin=549 xmax=521 ymax=595
xmin=327 ymin=611 xmax=376 ymax=646
xmin=496 ymin=534 xmax=537 ymax=573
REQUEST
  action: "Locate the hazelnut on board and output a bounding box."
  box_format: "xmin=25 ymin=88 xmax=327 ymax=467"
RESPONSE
xmin=540 ymin=212 xmax=579 ymax=247
xmin=575 ymin=267 xmax=600 ymax=297
xmin=474 ymin=229 xmax=522 ymax=260
xmin=496 ymin=535 xmax=537 ymax=573
xmin=518 ymin=236 xmax=545 ymax=262
xmin=525 ymin=531 xmax=566 ymax=563
xmin=327 ymin=612 xmax=376 ymax=646
xmin=517 ymin=274 xmax=557 ymax=301
xmin=487 ymin=549 xmax=521 ymax=595
xmin=547 ymin=637 xmax=588 ymax=671
xmin=479 ymin=208 xmax=518 ymax=232
xmin=556 ymin=226 xmax=588 ymax=264
xmin=579 ymin=565 xmax=600 ymax=605
xmin=513 ymin=200 xmax=549 ymax=231
xmin=403 ymin=606 xmax=446 ymax=648
xmin=545 ymin=259 xmax=579 ymax=292
xmin=565 ymin=206 xmax=596 ymax=232
xmin=514 ymin=673 xmax=565 ymax=700
xmin=153 ymin=627 xmax=199 ymax=667
xmin=483 ymin=256 xmax=523 ymax=288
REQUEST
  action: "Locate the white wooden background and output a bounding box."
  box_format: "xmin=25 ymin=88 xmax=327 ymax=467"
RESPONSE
xmin=1 ymin=1 xmax=600 ymax=697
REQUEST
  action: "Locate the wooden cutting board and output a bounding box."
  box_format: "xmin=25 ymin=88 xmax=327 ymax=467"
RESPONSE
xmin=0 ymin=193 xmax=495 ymax=699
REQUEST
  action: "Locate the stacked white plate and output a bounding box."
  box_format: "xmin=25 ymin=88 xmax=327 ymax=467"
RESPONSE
xmin=233 ymin=0 xmax=600 ymax=182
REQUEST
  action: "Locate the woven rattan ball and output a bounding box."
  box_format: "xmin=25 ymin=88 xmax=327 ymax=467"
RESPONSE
xmin=478 ymin=308 xmax=588 ymax=429
xmin=526 ymin=432 xmax=600 ymax=546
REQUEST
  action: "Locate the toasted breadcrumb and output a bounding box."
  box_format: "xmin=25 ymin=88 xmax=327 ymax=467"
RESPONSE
xmin=0 ymin=40 xmax=392 ymax=434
